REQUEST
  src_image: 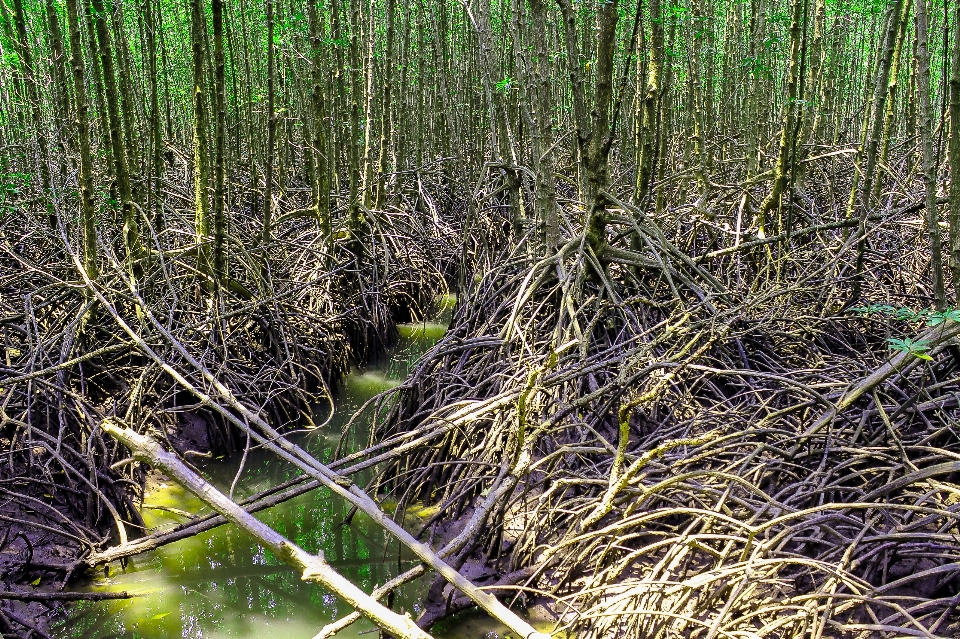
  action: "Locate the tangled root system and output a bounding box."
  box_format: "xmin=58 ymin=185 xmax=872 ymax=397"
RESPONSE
xmin=367 ymin=169 xmax=960 ymax=638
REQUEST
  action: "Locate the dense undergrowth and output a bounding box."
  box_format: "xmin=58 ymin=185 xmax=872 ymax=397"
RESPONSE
xmin=365 ymin=152 xmax=960 ymax=638
xmin=0 ymin=164 xmax=458 ymax=634
xmin=5 ymin=0 xmax=960 ymax=635
xmin=1 ymin=149 xmax=959 ymax=639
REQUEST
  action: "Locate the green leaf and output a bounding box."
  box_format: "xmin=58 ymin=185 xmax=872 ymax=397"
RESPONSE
xmin=887 ymin=337 xmax=931 ymax=360
xmin=927 ymin=308 xmax=960 ymax=326
xmin=886 ymin=337 xmax=909 ymax=352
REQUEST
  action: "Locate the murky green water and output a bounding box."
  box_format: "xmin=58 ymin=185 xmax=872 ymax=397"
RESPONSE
xmin=55 ymin=296 xmax=510 ymax=639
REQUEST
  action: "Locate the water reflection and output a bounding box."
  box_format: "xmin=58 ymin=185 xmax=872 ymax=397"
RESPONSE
xmin=57 ymin=300 xmax=454 ymax=639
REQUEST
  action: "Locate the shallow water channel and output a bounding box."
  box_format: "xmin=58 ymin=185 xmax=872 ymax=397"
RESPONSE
xmin=56 ymin=299 xmax=521 ymax=639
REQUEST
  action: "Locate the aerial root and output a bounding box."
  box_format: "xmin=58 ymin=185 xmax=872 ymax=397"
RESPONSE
xmin=361 ymin=190 xmax=960 ymax=637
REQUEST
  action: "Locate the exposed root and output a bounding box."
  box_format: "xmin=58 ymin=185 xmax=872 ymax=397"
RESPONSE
xmin=359 ymin=160 xmax=960 ymax=637
xmin=0 ymin=170 xmax=456 ymax=601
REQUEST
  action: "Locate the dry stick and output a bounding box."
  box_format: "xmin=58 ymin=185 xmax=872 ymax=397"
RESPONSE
xmin=67 ymin=249 xmax=548 ymax=639
xmin=315 ymin=566 xmax=432 ymax=639
xmin=789 ymin=319 xmax=960 ymax=457
xmin=85 ymin=474 xmax=319 ymax=566
xmin=100 ymin=422 xmax=432 ymax=639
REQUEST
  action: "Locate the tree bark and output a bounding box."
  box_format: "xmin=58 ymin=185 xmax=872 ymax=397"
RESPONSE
xmin=915 ymin=0 xmax=945 ymax=308
xmin=90 ymin=0 xmax=144 ymax=285
xmin=949 ymin=0 xmax=960 ymax=301
xmin=65 ymin=0 xmax=98 ymax=279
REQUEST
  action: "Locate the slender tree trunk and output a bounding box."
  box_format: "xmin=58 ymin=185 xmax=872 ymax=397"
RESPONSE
xmin=347 ymin=0 xmax=366 ymax=260
xmin=65 ymin=0 xmax=98 ymax=279
xmin=212 ymin=0 xmax=227 ymax=279
xmin=474 ymin=0 xmax=524 ymax=238
xmin=360 ymin=2 xmax=375 ymax=208
xmin=915 ymin=0 xmax=945 ymax=308
xmin=90 ymin=0 xmax=144 ymax=284
xmin=876 ymin=0 xmax=911 ymax=199
xmin=758 ymin=0 xmax=807 ymax=225
xmin=190 ymin=0 xmax=212 ymax=280
xmin=374 ymin=0 xmax=397 ymax=209
xmin=11 ymin=0 xmax=54 ymax=226
xmin=634 ymin=0 xmax=663 ymax=210
xmin=847 ymin=0 xmax=907 ymax=304
xmin=558 ymin=0 xmax=618 ymax=262
xmin=45 ymin=0 xmax=72 ymax=131
xmin=906 ymin=23 xmax=918 ymax=140
xmin=84 ymin=0 xmax=110 ymax=187
xmin=143 ymin=0 xmax=164 ymax=231
xmin=799 ymin=0 xmax=826 ymax=150
xmin=857 ymin=0 xmax=905 ymax=217
xmin=745 ymin=0 xmax=762 ymax=177
xmin=528 ymin=0 xmax=559 ymax=252
xmin=109 ymin=1 xmax=138 ymax=175
xmin=949 ymin=0 xmax=960 ymax=300
xmin=582 ymin=0 xmax=617 ymax=257
xmin=851 ymin=0 xmax=904 ymax=217
xmin=690 ymin=0 xmax=711 ymax=208
xmin=307 ymin=0 xmax=331 ymax=241
xmin=262 ymin=0 xmax=275 ymax=246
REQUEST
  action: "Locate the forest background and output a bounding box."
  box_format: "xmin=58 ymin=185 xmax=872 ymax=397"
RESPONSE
xmin=2 ymin=0 xmax=960 ymax=636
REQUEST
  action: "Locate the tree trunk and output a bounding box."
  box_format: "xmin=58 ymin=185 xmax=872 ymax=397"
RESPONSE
xmin=757 ymin=0 xmax=807 ymax=226
xmin=45 ymin=0 xmax=72 ymax=142
xmin=90 ymin=0 xmax=144 ymax=285
xmin=212 ymin=0 xmax=227 ymax=280
xmin=65 ymin=0 xmax=98 ymax=279
xmin=307 ymin=0 xmax=331 ymax=242
xmin=262 ymin=0 xmax=275 ymax=246
xmin=11 ymin=0 xmax=54 ymax=227
xmin=876 ymin=0 xmax=911 ymax=200
xmin=634 ymin=0 xmax=664 ymax=211
xmin=374 ymin=0 xmax=397 ymax=209
xmin=915 ymin=0 xmax=945 ymax=308
xmin=856 ymin=0 xmax=905 ymax=217
xmin=190 ymin=0 xmax=212 ymax=280
xmin=558 ymin=0 xmax=619 ymax=263
xmin=949 ymin=0 xmax=960 ymax=301
xmin=528 ymin=0 xmax=559 ymax=252
xmin=143 ymin=0 xmax=164 ymax=231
